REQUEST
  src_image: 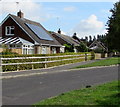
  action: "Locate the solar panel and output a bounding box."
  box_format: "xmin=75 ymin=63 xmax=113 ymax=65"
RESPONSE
xmin=25 ymin=23 xmax=53 ymax=41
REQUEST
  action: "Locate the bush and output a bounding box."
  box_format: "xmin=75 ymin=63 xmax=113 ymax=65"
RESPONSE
xmin=64 ymin=44 xmax=74 ymax=52
xmin=94 ymin=48 xmax=104 ymax=53
xmin=0 ymin=51 xmax=18 ymax=55
xmin=1 ymin=52 xmax=92 ymax=72
xmin=91 ymin=51 xmax=95 ymax=60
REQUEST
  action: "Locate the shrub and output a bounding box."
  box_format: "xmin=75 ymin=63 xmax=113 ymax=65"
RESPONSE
xmin=1 ymin=52 xmax=92 ymax=72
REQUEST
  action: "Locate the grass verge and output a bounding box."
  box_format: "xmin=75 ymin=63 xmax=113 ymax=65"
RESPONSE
xmin=33 ymin=81 xmax=119 ymax=106
xmin=73 ymin=57 xmax=120 ymax=69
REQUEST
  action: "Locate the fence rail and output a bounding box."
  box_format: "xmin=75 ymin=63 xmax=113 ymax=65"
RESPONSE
xmin=1 ymin=54 xmax=91 ymax=60
xmin=0 ymin=53 xmax=92 ymax=71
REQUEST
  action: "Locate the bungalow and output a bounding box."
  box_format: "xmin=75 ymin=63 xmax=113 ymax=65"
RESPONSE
xmin=89 ymin=40 xmax=108 ymax=52
xmin=0 ymin=11 xmax=62 ymax=54
xmin=51 ymin=29 xmax=81 ymax=53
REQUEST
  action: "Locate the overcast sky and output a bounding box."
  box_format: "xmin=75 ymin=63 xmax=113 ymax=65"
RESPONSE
xmin=0 ymin=0 xmax=118 ymax=38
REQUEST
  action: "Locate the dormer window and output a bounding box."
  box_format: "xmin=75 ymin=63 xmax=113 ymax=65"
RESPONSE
xmin=5 ymin=26 xmax=15 ymax=35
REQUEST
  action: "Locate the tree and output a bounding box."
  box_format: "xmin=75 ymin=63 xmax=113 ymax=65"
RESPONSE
xmin=93 ymin=36 xmax=96 ymax=41
xmin=89 ymin=35 xmax=92 ymax=42
xmin=64 ymin=44 xmax=74 ymax=52
xmin=78 ymin=42 xmax=88 ymax=52
xmin=85 ymin=36 xmax=88 ymax=42
xmin=106 ymin=1 xmax=120 ymax=52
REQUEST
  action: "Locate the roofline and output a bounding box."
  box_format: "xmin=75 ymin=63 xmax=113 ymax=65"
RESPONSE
xmin=89 ymin=40 xmax=97 ymax=48
xmin=89 ymin=40 xmax=107 ymax=50
xmin=52 ymin=32 xmax=73 ymax=45
xmin=0 ymin=14 xmax=10 ymax=26
xmin=0 ymin=14 xmax=36 ymax=43
xmin=40 ymin=43 xmax=62 ymax=47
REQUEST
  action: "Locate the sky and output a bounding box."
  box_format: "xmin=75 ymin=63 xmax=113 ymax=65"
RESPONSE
xmin=0 ymin=0 xmax=119 ymax=39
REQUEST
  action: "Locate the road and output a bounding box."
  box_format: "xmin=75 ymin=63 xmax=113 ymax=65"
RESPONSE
xmin=2 ymin=66 xmax=118 ymax=105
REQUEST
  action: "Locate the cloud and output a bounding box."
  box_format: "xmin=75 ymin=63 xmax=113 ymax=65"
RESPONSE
xmin=70 ymin=14 xmax=107 ymax=38
xmin=63 ymin=6 xmax=76 ymax=12
xmin=0 ymin=0 xmax=54 ymax=22
xmin=61 ymin=31 xmax=66 ymax=35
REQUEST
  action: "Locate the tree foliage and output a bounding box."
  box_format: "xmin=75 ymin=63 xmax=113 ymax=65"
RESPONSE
xmin=106 ymin=1 xmax=120 ymax=52
xmin=64 ymin=44 xmax=74 ymax=52
xmin=78 ymin=42 xmax=88 ymax=52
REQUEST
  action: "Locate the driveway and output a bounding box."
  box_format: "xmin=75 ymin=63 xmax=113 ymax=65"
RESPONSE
xmin=2 ymin=66 xmax=118 ymax=105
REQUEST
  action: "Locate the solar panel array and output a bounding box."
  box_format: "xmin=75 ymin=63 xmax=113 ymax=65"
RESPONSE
xmin=25 ymin=23 xmax=53 ymax=41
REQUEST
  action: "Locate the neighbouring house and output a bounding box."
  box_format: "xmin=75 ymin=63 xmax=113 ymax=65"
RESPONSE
xmin=89 ymin=40 xmax=108 ymax=52
xmin=51 ymin=29 xmax=81 ymax=53
xmin=72 ymin=33 xmax=81 ymax=43
xmin=0 ymin=11 xmax=62 ymax=54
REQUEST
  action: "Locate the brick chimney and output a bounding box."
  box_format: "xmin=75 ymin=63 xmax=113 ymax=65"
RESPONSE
xmin=58 ymin=28 xmax=61 ymax=34
xmin=17 ymin=10 xmax=24 ymax=18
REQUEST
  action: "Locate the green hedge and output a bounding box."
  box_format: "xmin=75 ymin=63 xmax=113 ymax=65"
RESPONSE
xmin=1 ymin=52 xmax=93 ymax=72
xmin=0 ymin=52 xmax=90 ymax=58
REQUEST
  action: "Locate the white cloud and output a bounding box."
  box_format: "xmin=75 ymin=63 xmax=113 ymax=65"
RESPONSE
xmin=0 ymin=0 xmax=54 ymax=22
xmin=61 ymin=31 xmax=66 ymax=35
xmin=69 ymin=14 xmax=107 ymax=38
xmin=63 ymin=6 xmax=76 ymax=12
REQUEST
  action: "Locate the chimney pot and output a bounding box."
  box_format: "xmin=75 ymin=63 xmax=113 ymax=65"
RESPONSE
xmin=58 ymin=28 xmax=61 ymax=34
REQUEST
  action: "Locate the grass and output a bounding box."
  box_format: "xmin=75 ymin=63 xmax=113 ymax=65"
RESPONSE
xmin=73 ymin=57 xmax=120 ymax=69
xmin=33 ymin=81 xmax=119 ymax=106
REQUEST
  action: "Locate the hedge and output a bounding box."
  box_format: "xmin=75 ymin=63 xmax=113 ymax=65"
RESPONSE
xmin=1 ymin=52 xmax=94 ymax=72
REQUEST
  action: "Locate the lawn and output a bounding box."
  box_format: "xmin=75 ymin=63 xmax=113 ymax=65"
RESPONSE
xmin=34 ymin=81 xmax=119 ymax=106
xmin=74 ymin=57 xmax=120 ymax=69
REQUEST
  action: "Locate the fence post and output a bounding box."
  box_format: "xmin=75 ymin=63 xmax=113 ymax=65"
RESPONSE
xmin=0 ymin=58 xmax=2 ymax=72
xmin=85 ymin=53 xmax=87 ymax=61
xmin=45 ymin=58 xmax=47 ymax=68
xmin=17 ymin=65 xmax=19 ymax=71
xmin=32 ymin=64 xmax=34 ymax=70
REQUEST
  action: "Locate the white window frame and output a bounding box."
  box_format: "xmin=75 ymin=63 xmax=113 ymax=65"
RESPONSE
xmin=52 ymin=47 xmax=56 ymax=54
xmin=5 ymin=26 xmax=15 ymax=36
xmin=22 ymin=44 xmax=34 ymax=55
xmin=42 ymin=46 xmax=47 ymax=54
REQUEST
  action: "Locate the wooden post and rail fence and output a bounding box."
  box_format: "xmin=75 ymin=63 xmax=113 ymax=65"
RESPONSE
xmin=0 ymin=53 xmax=106 ymax=72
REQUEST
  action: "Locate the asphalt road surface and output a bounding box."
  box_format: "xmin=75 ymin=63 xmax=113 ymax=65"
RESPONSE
xmin=2 ymin=66 xmax=118 ymax=105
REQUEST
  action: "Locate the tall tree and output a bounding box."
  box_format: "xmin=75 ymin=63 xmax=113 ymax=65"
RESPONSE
xmin=89 ymin=35 xmax=92 ymax=42
xmin=106 ymin=1 xmax=120 ymax=52
xmin=93 ymin=36 xmax=96 ymax=41
xmin=85 ymin=36 xmax=88 ymax=42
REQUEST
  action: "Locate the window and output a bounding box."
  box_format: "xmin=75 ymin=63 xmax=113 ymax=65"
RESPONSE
xmin=22 ymin=44 xmax=34 ymax=55
xmin=52 ymin=47 xmax=56 ymax=54
xmin=28 ymin=49 xmax=34 ymax=54
xmin=9 ymin=44 xmax=16 ymax=48
xmin=23 ymin=49 xmax=27 ymax=54
xmin=16 ymin=45 xmax=21 ymax=48
xmin=42 ymin=46 xmax=47 ymax=54
xmin=5 ymin=26 xmax=15 ymax=35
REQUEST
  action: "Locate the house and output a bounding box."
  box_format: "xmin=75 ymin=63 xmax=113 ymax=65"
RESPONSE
xmin=0 ymin=11 xmax=62 ymax=54
xmin=51 ymin=29 xmax=81 ymax=53
xmin=72 ymin=33 xmax=81 ymax=43
xmin=89 ymin=40 xmax=108 ymax=52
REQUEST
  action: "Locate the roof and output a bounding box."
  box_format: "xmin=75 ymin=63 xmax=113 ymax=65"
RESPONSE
xmin=51 ymin=32 xmax=80 ymax=46
xmin=89 ymin=40 xmax=108 ymax=51
xmin=1 ymin=14 xmax=61 ymax=46
xmin=0 ymin=37 xmax=34 ymax=45
xmin=0 ymin=26 xmax=2 ymax=37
